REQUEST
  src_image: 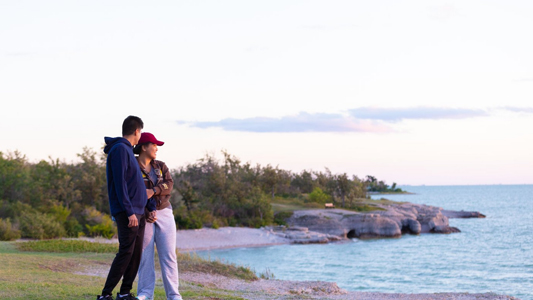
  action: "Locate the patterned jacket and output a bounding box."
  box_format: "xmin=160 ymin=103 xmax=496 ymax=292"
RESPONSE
xmin=140 ymin=159 xmax=174 ymax=210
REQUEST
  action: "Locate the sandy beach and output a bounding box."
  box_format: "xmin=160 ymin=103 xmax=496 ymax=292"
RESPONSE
xmin=176 ymin=227 xmax=292 ymax=251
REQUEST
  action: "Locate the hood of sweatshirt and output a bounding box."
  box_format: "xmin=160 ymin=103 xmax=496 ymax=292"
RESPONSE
xmin=103 ymin=137 xmax=132 ymax=154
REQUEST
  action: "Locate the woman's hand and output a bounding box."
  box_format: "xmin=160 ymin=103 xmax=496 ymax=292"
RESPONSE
xmin=146 ymin=210 xmax=157 ymax=223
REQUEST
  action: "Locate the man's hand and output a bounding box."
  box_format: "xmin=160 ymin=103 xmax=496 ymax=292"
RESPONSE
xmin=146 ymin=210 xmax=157 ymax=223
xmin=128 ymin=214 xmax=139 ymax=227
xmin=146 ymin=188 xmax=155 ymax=199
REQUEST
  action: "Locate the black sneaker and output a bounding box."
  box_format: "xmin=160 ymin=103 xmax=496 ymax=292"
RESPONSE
xmin=96 ymin=295 xmax=113 ymax=300
xmin=115 ymin=293 xmax=138 ymax=300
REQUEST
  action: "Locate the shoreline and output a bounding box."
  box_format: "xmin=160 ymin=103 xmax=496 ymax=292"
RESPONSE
xmin=172 ymin=227 xmax=519 ymax=299
xmin=76 ymin=227 xmax=519 ymax=299
xmin=176 ymin=227 xmax=293 ymax=252
xmin=367 ymin=191 xmax=416 ymax=195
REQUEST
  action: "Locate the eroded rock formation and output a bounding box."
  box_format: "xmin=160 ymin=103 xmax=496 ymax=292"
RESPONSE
xmin=277 ymin=202 xmax=484 ymax=241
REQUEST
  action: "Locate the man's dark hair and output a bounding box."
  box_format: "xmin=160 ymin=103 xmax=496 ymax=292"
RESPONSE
xmin=122 ymin=115 xmax=144 ymax=136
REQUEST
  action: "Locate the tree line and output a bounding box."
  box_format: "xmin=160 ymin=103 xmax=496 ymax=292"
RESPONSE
xmin=0 ymin=148 xmax=402 ymax=240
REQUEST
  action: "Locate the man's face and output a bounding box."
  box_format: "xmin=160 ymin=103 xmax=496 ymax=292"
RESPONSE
xmin=133 ymin=128 xmax=142 ymax=145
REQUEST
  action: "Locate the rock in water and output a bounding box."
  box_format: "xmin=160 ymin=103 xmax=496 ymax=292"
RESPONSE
xmin=286 ymin=202 xmax=484 ymax=240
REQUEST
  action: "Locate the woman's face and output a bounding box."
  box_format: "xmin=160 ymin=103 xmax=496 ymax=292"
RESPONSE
xmin=143 ymin=143 xmax=158 ymax=160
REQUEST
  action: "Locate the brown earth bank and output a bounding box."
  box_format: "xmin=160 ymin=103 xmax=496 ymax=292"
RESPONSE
xmin=178 ymin=273 xmax=519 ymax=300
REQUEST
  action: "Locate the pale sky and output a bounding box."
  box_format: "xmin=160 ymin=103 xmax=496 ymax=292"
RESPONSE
xmin=1 ymin=1 xmax=532 ymax=185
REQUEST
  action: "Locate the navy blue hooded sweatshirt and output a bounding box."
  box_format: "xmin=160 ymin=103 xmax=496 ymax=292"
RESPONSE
xmin=104 ymin=137 xmax=154 ymax=217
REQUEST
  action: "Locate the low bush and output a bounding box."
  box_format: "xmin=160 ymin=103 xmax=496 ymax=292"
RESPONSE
xmin=19 ymin=211 xmax=66 ymax=239
xmin=174 ymin=209 xmax=204 ymax=230
xmin=0 ymin=218 xmax=21 ymax=241
xmin=81 ymin=207 xmax=116 ymax=238
xmin=273 ymin=211 xmax=293 ymax=226
xmin=64 ymin=218 xmax=84 ymax=237
xmin=0 ymin=201 xmax=35 ymax=219
xmin=307 ymin=187 xmax=331 ymax=204
xmin=47 ymin=202 xmax=71 ymax=224
xmin=211 ymin=218 xmax=220 ymax=229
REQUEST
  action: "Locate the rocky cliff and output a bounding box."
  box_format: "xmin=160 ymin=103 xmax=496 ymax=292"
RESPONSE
xmin=276 ymin=202 xmax=485 ymax=241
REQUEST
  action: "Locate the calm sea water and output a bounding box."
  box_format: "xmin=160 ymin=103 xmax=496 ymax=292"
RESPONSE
xmin=196 ymin=185 xmax=533 ymax=300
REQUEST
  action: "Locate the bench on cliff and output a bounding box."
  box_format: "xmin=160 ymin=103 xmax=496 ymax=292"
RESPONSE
xmin=325 ymin=203 xmax=335 ymax=209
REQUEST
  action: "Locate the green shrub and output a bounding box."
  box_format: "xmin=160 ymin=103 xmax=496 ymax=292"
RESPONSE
xmin=227 ymin=217 xmax=237 ymax=227
xmin=0 ymin=218 xmax=21 ymax=241
xmin=81 ymin=206 xmax=116 ymax=238
xmin=212 ymin=219 xmax=220 ymax=229
xmin=19 ymin=211 xmax=66 ymax=239
xmin=259 ymin=268 xmax=276 ymax=280
xmin=174 ymin=210 xmax=204 ymax=229
xmin=248 ymin=189 xmax=273 ymax=227
xmin=85 ymin=222 xmax=115 ymax=239
xmin=0 ymin=200 xmax=9 ymax=219
xmin=273 ymin=211 xmax=293 ymax=225
xmin=64 ymin=218 xmax=84 ymax=237
xmin=308 ymin=187 xmax=330 ymax=204
xmin=0 ymin=201 xmax=35 ymax=219
xmin=247 ymin=217 xmax=268 ymax=228
xmin=47 ymin=202 xmax=71 ymax=224
xmin=44 ymin=202 xmax=84 ymax=237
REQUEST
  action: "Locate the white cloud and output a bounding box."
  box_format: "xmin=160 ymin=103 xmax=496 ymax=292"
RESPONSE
xmin=349 ymin=107 xmax=488 ymax=121
xmin=500 ymin=106 xmax=533 ymax=114
xmin=179 ymin=112 xmax=393 ymax=133
xmin=178 ymin=107 xmax=525 ymax=133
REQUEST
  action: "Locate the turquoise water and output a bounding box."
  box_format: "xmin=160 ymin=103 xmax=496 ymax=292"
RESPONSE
xmin=195 ymin=185 xmax=533 ymax=300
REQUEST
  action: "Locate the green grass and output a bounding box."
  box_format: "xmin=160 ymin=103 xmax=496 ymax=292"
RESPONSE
xmin=341 ymin=197 xmax=411 ymax=212
xmin=15 ymin=240 xmax=257 ymax=281
xmin=16 ymin=239 xmax=119 ymax=253
xmin=345 ymin=204 xmax=385 ymax=212
xmin=272 ymin=196 xmax=399 ymax=214
xmin=271 ymin=197 xmax=326 ymax=213
xmin=0 ymin=240 xmax=255 ymax=300
xmin=368 ymin=191 xmax=414 ymax=195
xmin=0 ymin=242 xmax=116 ymax=300
xmin=366 ymin=197 xmax=406 ymax=205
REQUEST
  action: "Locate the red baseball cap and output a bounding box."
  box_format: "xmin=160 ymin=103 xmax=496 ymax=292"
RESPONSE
xmin=138 ymin=132 xmax=164 ymax=146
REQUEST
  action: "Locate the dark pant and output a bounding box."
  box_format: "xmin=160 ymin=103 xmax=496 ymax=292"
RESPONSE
xmin=102 ymin=212 xmax=146 ymax=296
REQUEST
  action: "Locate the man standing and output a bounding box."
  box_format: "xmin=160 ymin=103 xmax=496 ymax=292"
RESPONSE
xmin=98 ymin=115 xmax=156 ymax=300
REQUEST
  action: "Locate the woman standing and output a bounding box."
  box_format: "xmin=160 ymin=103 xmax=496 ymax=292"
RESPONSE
xmin=133 ymin=132 xmax=183 ymax=300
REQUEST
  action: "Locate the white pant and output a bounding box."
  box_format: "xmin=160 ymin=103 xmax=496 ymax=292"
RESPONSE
xmin=137 ymin=207 xmax=182 ymax=300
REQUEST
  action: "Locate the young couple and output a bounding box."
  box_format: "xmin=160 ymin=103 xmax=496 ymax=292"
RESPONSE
xmin=97 ymin=115 xmax=183 ymax=300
